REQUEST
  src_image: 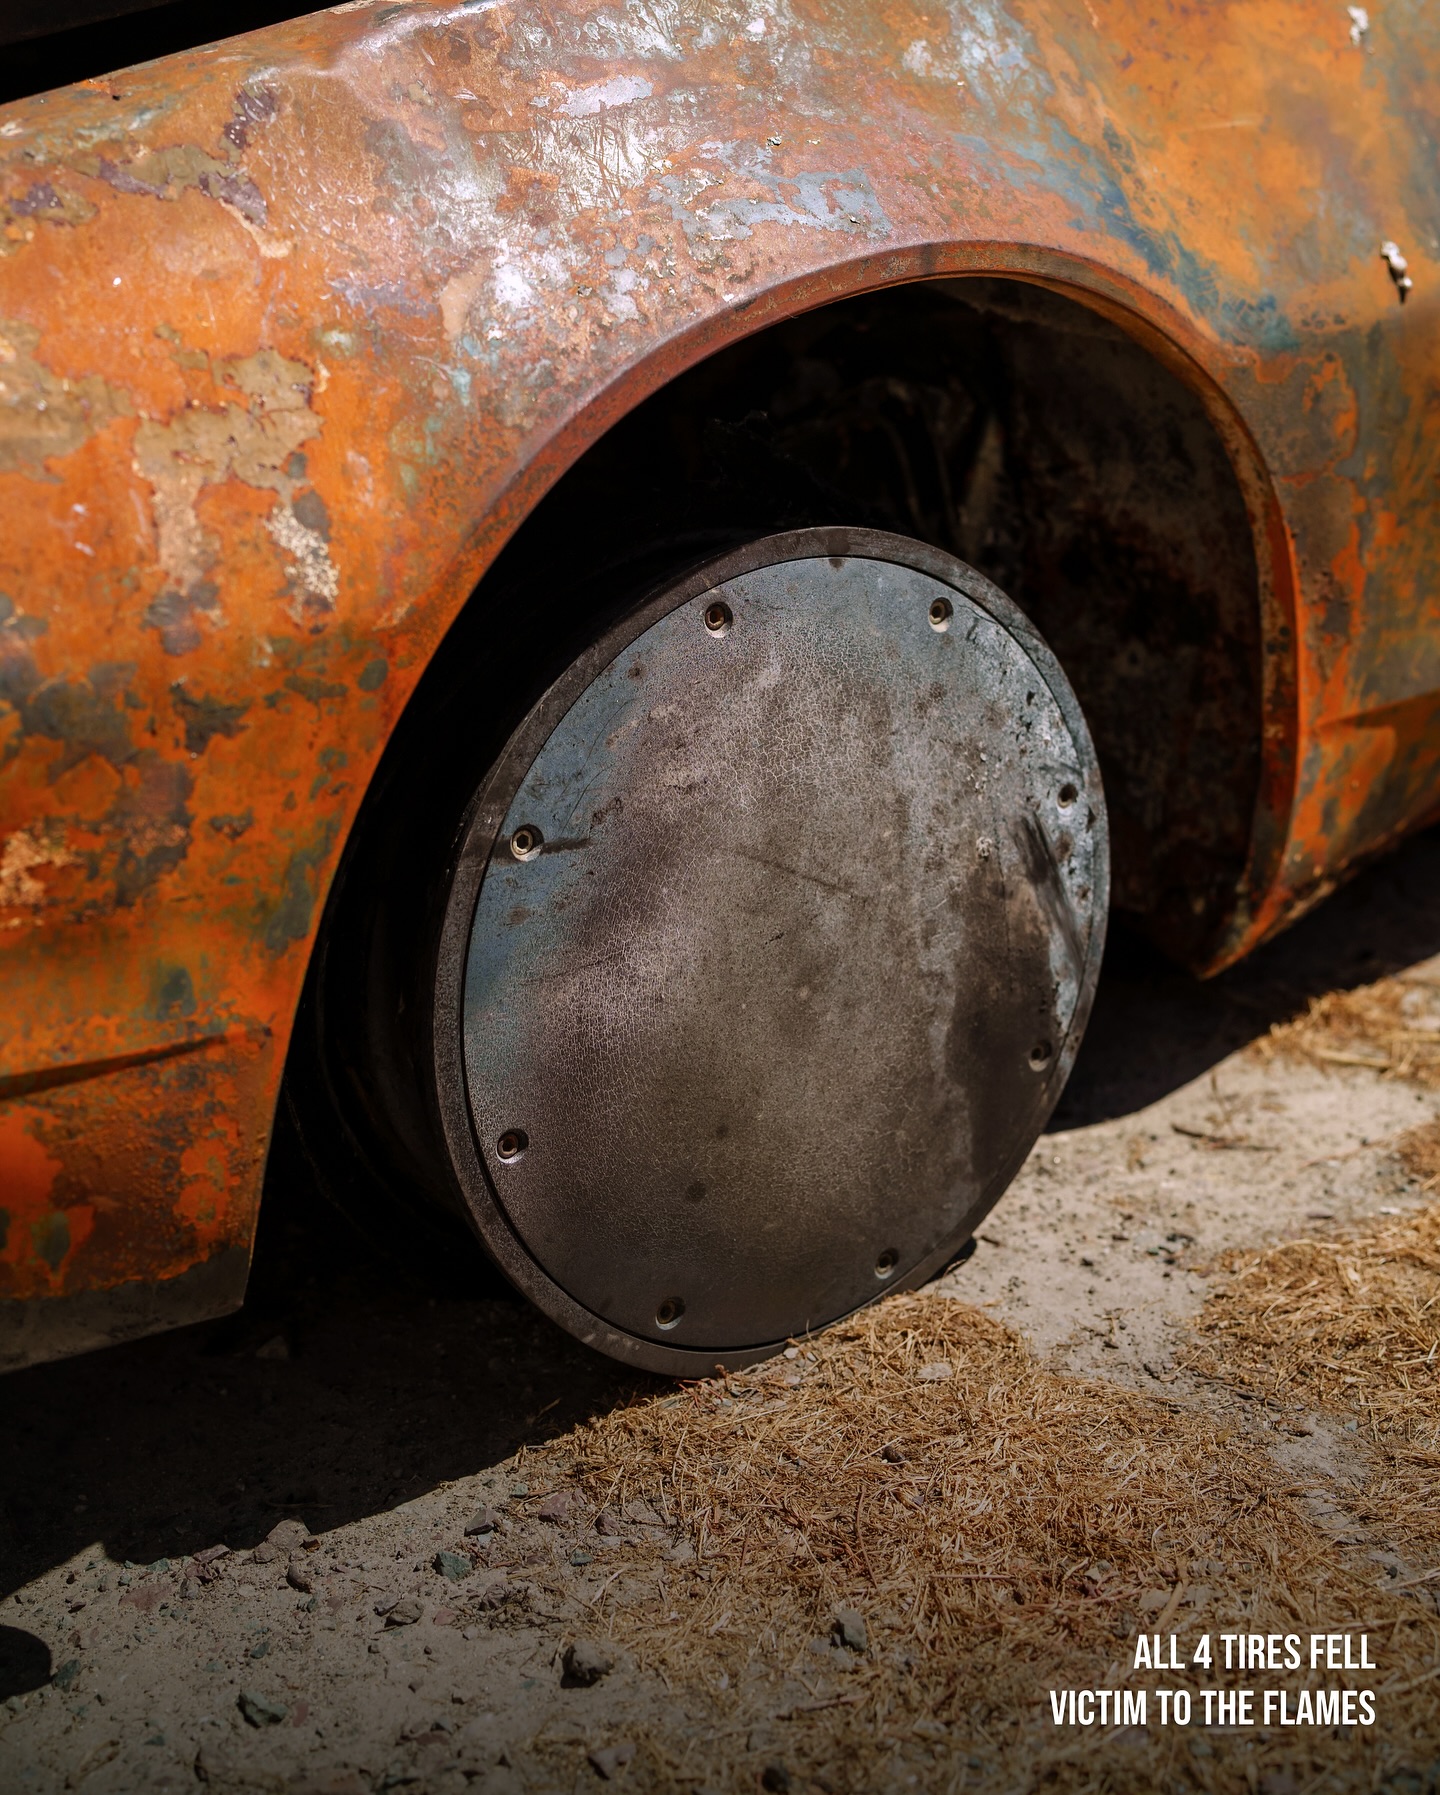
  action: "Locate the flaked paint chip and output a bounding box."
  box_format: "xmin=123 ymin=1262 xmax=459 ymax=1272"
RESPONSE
xmin=558 ymin=75 xmax=653 ymax=119
xmin=0 ymin=829 xmax=77 ymax=909
xmin=269 ymin=505 xmax=340 ymax=622
xmin=1381 ymin=240 xmax=1413 ymax=302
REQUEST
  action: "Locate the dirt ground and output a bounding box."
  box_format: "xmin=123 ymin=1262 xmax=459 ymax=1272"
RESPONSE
xmin=5 ymin=834 xmax=1440 ymax=1795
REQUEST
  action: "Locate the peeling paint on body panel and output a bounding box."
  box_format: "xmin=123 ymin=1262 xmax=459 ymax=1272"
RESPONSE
xmin=0 ymin=317 xmax=131 ymax=474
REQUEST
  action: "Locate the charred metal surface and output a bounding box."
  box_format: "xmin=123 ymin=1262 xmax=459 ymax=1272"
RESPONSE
xmin=433 ymin=530 xmax=1105 ymax=1371
xmin=0 ymin=0 xmax=1436 ymax=1355
xmin=483 ymin=281 xmax=1261 ymax=966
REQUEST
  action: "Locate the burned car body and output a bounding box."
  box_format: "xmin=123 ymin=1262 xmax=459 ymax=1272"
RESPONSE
xmin=1 ymin=0 xmax=1436 ymax=1371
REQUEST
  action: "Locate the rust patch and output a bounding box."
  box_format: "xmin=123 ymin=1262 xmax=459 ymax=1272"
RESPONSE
xmin=0 ymin=1107 xmax=65 ymax=1281
xmin=0 ymin=1034 xmax=275 ymax=1310
xmin=109 ymin=756 xmax=192 ymax=905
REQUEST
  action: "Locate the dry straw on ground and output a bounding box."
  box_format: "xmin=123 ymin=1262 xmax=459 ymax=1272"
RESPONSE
xmin=1253 ymin=972 xmax=1440 ymax=1086
xmin=1185 ymin=1191 xmax=1440 ymax=1552
xmin=524 ymin=1293 xmax=1440 ymax=1794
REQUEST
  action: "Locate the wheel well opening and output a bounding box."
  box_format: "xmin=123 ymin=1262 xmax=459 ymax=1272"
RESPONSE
xmin=483 ymin=274 xmax=1263 ymax=967
xmin=285 ymin=274 xmax=1264 ymax=1252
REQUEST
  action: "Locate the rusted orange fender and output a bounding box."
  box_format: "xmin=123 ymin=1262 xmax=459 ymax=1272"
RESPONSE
xmin=1 ymin=0 xmax=1436 ymax=1367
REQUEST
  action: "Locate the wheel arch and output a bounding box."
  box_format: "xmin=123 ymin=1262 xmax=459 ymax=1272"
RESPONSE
xmin=275 ymin=246 xmax=1298 ymax=1317
xmin=391 ymin=242 xmax=1299 ymax=976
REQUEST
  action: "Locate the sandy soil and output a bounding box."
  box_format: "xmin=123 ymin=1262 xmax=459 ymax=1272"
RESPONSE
xmin=5 ymin=833 xmax=1440 ymax=1795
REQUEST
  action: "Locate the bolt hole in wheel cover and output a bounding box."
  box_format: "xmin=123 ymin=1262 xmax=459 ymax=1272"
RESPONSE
xmin=435 ymin=530 xmax=1106 ymax=1370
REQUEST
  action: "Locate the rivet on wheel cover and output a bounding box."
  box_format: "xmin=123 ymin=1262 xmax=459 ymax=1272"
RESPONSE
xmin=436 ymin=530 xmax=1107 ymax=1367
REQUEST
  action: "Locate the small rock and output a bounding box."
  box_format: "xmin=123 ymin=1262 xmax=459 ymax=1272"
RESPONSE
xmin=588 ymin=1739 xmax=636 ymax=1779
xmin=537 ymin=1490 xmax=574 ymax=1523
xmin=464 ymin=1508 xmax=500 ymax=1536
xmin=570 ymin=1550 xmax=594 ymax=1567
xmin=1137 ymin=1589 xmax=1170 ymax=1613
xmin=237 ymin=1689 xmax=288 ymax=1728
xmin=192 ymin=1546 xmax=230 ymax=1586
xmin=180 ymin=1577 xmax=201 ymax=1601
xmin=250 ymin=1544 xmax=280 ymax=1565
xmin=473 ymin=1577 xmax=517 ymax=1611
xmin=621 ymin=1500 xmax=664 ymax=1528
xmin=832 ymin=1608 xmax=867 ymax=1652
xmin=374 ymin=1595 xmax=399 ymax=1616
xmin=52 ymin=1660 xmax=80 ymax=1692
xmin=561 ymin=1639 xmax=613 ymax=1687
xmin=433 ymin=1551 xmax=471 ymax=1583
xmin=916 ymin=1360 xmax=953 ymax=1382
xmin=881 ymin=1442 xmax=905 ymax=1463
xmin=266 ymin=1518 xmax=311 ymax=1550
xmin=595 ymin=1509 xmax=625 ymax=1537
xmin=286 ymin=1561 xmax=315 ymax=1594
xmin=255 ymin=1335 xmax=290 ymax=1361
xmin=760 ymin=1766 xmax=791 ymax=1793
xmin=386 ymin=1597 xmax=424 ymax=1627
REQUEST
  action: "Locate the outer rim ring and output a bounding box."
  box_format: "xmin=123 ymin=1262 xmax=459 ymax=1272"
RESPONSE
xmin=431 ymin=526 xmax=1110 ymax=1374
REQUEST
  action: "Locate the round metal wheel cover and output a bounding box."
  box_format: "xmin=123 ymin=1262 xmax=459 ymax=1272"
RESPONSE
xmin=435 ymin=529 xmax=1106 ymax=1369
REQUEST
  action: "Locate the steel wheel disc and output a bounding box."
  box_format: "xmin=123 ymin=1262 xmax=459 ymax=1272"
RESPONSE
xmin=433 ymin=529 xmax=1106 ymax=1371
